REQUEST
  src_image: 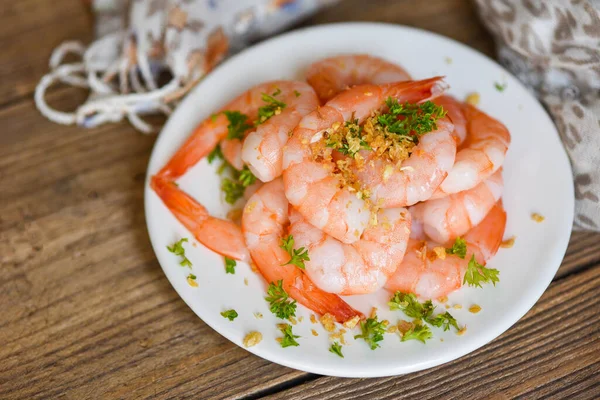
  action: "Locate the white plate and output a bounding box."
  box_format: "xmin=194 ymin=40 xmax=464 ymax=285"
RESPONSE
xmin=145 ymin=23 xmax=574 ymax=377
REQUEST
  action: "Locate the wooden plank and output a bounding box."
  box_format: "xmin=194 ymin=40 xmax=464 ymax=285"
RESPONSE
xmin=0 ymin=0 xmax=92 ymax=106
xmin=263 ymin=264 xmax=600 ymax=400
xmin=0 ymin=89 xmax=304 ymax=400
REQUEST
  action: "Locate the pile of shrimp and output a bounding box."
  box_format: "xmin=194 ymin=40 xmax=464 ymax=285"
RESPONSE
xmin=151 ymin=54 xmax=511 ymax=323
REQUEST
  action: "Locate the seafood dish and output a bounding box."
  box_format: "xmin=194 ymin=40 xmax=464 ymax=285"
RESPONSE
xmin=151 ymin=54 xmax=512 ymax=348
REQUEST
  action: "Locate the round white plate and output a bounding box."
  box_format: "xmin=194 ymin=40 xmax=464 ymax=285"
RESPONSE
xmin=145 ymin=23 xmax=574 ymax=377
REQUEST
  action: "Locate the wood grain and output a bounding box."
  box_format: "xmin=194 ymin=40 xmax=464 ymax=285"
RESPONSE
xmin=0 ymin=0 xmax=599 ymax=399
xmin=0 ymin=0 xmax=92 ymax=106
xmin=264 ymin=264 xmax=600 ymax=400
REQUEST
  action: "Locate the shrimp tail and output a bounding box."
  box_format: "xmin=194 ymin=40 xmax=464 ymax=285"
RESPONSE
xmin=151 ymin=176 xmax=250 ymax=262
xmin=383 ymin=76 xmax=448 ymax=103
xmin=288 ymin=275 xmax=364 ymax=322
xmin=157 ymin=114 xmax=229 ymax=180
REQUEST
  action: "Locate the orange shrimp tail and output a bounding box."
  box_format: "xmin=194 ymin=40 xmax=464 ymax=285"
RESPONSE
xmin=464 ymin=201 xmax=507 ymax=263
xmin=250 ymin=241 xmax=363 ymax=323
xmin=157 ymin=114 xmax=229 ymax=180
xmin=151 ymin=176 xmax=250 ymax=262
xmin=384 ymin=76 xmax=448 ymax=104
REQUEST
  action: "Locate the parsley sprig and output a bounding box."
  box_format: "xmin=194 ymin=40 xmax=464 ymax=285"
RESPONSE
xmin=208 ymin=144 xmax=223 ymax=164
xmin=278 ymin=323 xmax=300 ymax=348
xmin=354 ymin=316 xmax=386 ymax=350
xmin=224 ymin=257 xmax=236 ymax=274
xmin=221 ymin=309 xmax=238 ymax=321
xmin=389 ymin=292 xmax=460 ymax=342
xmin=256 ymin=88 xmax=286 ymax=125
xmin=221 ymin=166 xmax=257 ymax=204
xmin=280 ymin=235 xmax=310 ymax=270
xmin=378 ymin=98 xmax=446 ymax=140
xmin=446 ymin=237 xmax=467 ymax=259
xmin=265 ymin=280 xmax=297 ymax=320
xmin=167 ymin=238 xmax=192 ymax=268
xmin=223 ymin=110 xmax=252 ymax=140
xmin=463 ymin=255 xmax=500 ymax=287
xmin=402 ymin=323 xmax=433 ymax=343
xmin=329 ymin=342 xmax=344 ymax=358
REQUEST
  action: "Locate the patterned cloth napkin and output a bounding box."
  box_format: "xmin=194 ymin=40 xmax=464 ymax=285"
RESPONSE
xmin=35 ymin=0 xmax=599 ymax=230
xmin=475 ymin=0 xmax=600 ymax=230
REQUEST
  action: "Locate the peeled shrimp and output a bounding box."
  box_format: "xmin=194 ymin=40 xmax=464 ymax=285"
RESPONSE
xmin=306 ymin=54 xmax=411 ymax=103
xmin=411 ymin=168 xmax=503 ymax=243
xmin=152 ymin=81 xmax=311 ymax=260
xmin=241 ymin=82 xmax=319 ymax=182
xmin=385 ymin=202 xmax=507 ymax=299
xmin=242 ymin=179 xmax=362 ymax=322
xmin=433 ymin=95 xmax=466 ymax=144
xmin=289 ymin=207 xmax=411 ymax=295
xmin=352 ymin=117 xmax=456 ymax=208
xmin=431 ymin=104 xmax=510 ymax=198
xmin=283 ymin=77 xmax=447 ymax=244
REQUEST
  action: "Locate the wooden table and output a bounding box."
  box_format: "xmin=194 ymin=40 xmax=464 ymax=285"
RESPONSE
xmin=1 ymin=1 xmax=599 ymax=398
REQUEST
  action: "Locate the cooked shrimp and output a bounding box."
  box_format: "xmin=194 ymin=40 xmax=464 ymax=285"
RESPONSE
xmin=352 ymin=117 xmax=456 ymax=208
xmin=289 ymin=207 xmax=411 ymax=295
xmin=306 ymin=54 xmax=411 ymax=103
xmin=411 ymin=168 xmax=503 ymax=243
xmin=241 ymin=82 xmax=319 ymax=182
xmin=431 ymin=104 xmax=510 ymax=198
xmin=221 ymin=138 xmax=245 ymax=170
xmin=153 ymin=81 xmax=311 ymax=258
xmin=283 ymin=77 xmax=447 ymax=244
xmin=385 ymin=202 xmax=506 ymax=299
xmin=242 ymin=179 xmax=362 ymax=322
xmin=151 ymin=177 xmax=250 ymax=261
xmin=156 ymin=80 xmax=311 ymax=180
xmin=433 ymin=95 xmax=466 ymax=143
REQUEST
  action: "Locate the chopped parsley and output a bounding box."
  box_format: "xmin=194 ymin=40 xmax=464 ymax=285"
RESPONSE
xmin=293 ymin=90 xmax=301 ymax=97
xmin=389 ymin=291 xmax=460 ymax=340
xmin=221 ymin=166 xmax=257 ymax=204
xmin=428 ymin=311 xmax=460 ymax=332
xmin=265 ymin=280 xmax=297 ymax=320
xmin=463 ymin=255 xmax=500 ymax=287
xmin=325 ymin=118 xmax=371 ymax=158
xmin=223 ymin=110 xmax=252 ymax=140
xmin=280 ymin=235 xmax=310 ymax=270
xmin=207 ymin=144 xmax=223 ymax=164
xmin=494 ymin=82 xmax=507 ymax=92
xmin=354 ymin=316 xmax=386 ymax=350
xmin=278 ymin=323 xmax=300 ymax=348
xmin=256 ymin=88 xmax=286 ymax=125
xmin=166 ymin=238 xmax=192 ymax=268
xmin=401 ymin=323 xmax=433 ymax=343
xmin=388 ymin=292 xmax=435 ymax=320
xmin=224 ymin=257 xmax=236 ymax=274
xmin=446 ymin=237 xmax=467 ymax=259
xmin=378 ymin=98 xmax=447 ymax=139
xmin=221 ymin=309 xmax=238 ymax=321
xmin=329 ymin=342 xmax=344 ymax=358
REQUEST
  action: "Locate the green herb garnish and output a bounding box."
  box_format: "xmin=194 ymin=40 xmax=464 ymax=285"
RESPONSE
xmin=378 ymin=98 xmax=446 ymax=139
xmin=463 ymin=255 xmax=500 ymax=287
xmin=221 ymin=166 xmax=256 ymax=204
xmin=388 ymin=292 xmax=435 ymax=320
xmin=446 ymin=237 xmax=467 ymax=259
xmin=208 ymin=144 xmax=224 ymax=164
xmin=223 ymin=110 xmax=252 ymax=140
xmin=278 ymin=323 xmax=300 ymax=348
xmin=293 ymin=90 xmax=301 ymax=97
xmin=265 ymin=280 xmax=297 ymax=320
xmin=401 ymin=323 xmax=433 ymax=343
xmin=329 ymin=342 xmax=344 ymax=358
xmin=225 ymin=257 xmax=236 ymax=274
xmin=167 ymin=238 xmax=192 ymax=268
xmin=221 ymin=309 xmax=238 ymax=321
xmin=494 ymin=82 xmax=507 ymax=92
xmin=280 ymin=235 xmax=310 ymax=270
xmin=428 ymin=311 xmax=460 ymax=332
xmin=256 ymin=89 xmax=286 ymax=125
xmin=354 ymin=316 xmax=386 ymax=350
